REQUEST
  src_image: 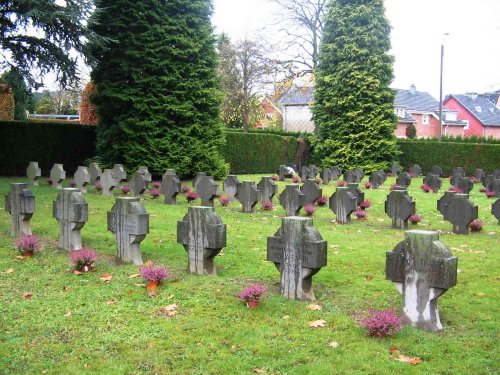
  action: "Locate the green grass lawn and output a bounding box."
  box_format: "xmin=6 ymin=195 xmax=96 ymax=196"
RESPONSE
xmin=0 ymin=175 xmax=498 ymax=374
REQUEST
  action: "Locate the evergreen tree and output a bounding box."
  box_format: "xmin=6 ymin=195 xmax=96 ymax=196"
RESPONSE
xmin=0 ymin=69 xmax=32 ymax=120
xmin=89 ymin=0 xmax=228 ymax=178
xmin=312 ymin=0 xmax=399 ymax=171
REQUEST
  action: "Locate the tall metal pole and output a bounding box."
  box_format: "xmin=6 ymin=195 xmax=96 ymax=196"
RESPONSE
xmin=438 ymin=43 xmax=444 ymax=142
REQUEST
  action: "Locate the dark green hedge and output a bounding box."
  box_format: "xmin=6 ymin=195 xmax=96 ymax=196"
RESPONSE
xmin=0 ymin=121 xmax=97 ymax=176
xmin=398 ymin=140 xmax=500 ymax=175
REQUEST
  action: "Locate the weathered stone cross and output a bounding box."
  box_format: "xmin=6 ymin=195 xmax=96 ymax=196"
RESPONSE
xmin=53 ymin=188 xmax=88 ymax=251
xmin=257 ymin=176 xmax=277 ymax=203
xmin=279 ymin=185 xmax=305 ymax=216
xmin=26 ymin=162 xmax=41 ymax=186
xmin=237 ymin=180 xmax=260 ymax=213
xmin=5 ymin=183 xmax=35 ymax=237
xmin=161 ymin=169 xmax=181 ymax=204
xmin=329 ymin=187 xmax=357 ymax=224
xmin=385 ymin=188 xmax=416 ymax=229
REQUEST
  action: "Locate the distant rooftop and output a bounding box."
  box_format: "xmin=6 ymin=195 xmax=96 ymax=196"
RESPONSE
xmin=394 ymin=85 xmax=439 ymax=113
xmin=446 ymin=94 xmax=500 ymax=126
xmin=278 ymin=86 xmax=314 ymax=106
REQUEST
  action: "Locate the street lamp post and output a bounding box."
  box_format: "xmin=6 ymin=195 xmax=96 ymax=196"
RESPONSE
xmin=438 ymin=33 xmax=449 ymax=142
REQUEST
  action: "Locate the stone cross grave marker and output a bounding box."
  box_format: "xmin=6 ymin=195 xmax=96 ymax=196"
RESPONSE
xmin=107 ymin=197 xmax=149 ymax=265
xmin=223 ymin=175 xmax=240 ymax=200
xmin=385 ymin=189 xmax=416 ymax=229
xmin=347 ymin=183 xmax=364 ymax=204
xmin=53 ymin=188 xmax=88 ymax=251
xmin=492 ymin=199 xmax=500 ymax=224
xmin=161 ymin=169 xmax=181 ymax=204
xmin=50 ymin=163 xmax=66 ymax=189
xmin=278 ymin=165 xmax=287 ymax=181
xmin=386 ymin=230 xmax=457 ymax=331
xmin=237 ymin=180 xmax=260 ymax=213
xmin=130 ymin=172 xmax=148 ymax=198
xmin=101 ymin=169 xmax=117 ymax=196
xmin=431 ymin=165 xmax=443 ymax=176
xmin=437 ymin=191 xmax=457 ymax=217
xmin=391 ymin=163 xmax=401 ymax=176
xmin=26 ymin=162 xmax=41 ymax=186
xmin=424 ymin=173 xmax=442 ymax=193
xmin=177 ymin=206 xmax=226 ymax=275
xmin=300 ymin=179 xmax=322 ymax=205
xmin=410 ymin=164 xmax=422 ymax=177
xmin=5 ymin=183 xmax=35 ymax=237
xmin=320 ymin=169 xmax=332 ymax=185
xmin=396 ymin=172 xmax=412 ymax=188
xmin=473 ymin=169 xmax=485 ymax=183
xmin=197 ymin=175 xmax=219 ymax=207
xmin=279 ymin=185 xmax=305 ymax=216
xmin=482 ymin=174 xmax=493 ymax=188
xmin=74 ymin=166 xmax=90 ymax=193
xmin=112 ymin=164 xmax=127 ymax=183
xmin=301 ymin=166 xmax=310 ymax=182
xmin=452 ymin=167 xmax=465 ymax=177
xmin=267 ymin=216 xmax=327 ymax=301
xmin=193 ymin=172 xmax=206 ymax=190
xmin=331 ymin=166 xmax=342 ymax=180
xmin=329 ymin=187 xmax=357 ymax=224
xmin=369 ymin=172 xmax=384 ymax=189
xmin=89 ymin=162 xmax=102 ymax=184
xmin=354 ymin=168 xmax=364 ymax=182
xmin=137 ymin=166 xmax=152 ymax=183
xmin=308 ymin=165 xmax=318 ymax=179
xmin=494 ymin=169 xmax=500 ymax=179
xmin=455 ymin=176 xmax=473 ymax=194
xmin=443 ymin=194 xmax=478 ymax=234
xmin=344 ymin=170 xmax=357 ymax=183
xmin=257 ymin=176 xmax=277 ymax=203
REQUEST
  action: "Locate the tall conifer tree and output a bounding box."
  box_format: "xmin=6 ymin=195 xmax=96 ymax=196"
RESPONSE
xmin=312 ymin=0 xmax=399 ymax=171
xmin=89 ymin=0 xmax=228 ymax=178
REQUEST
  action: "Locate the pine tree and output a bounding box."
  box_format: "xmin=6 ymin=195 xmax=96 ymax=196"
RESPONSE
xmin=89 ymin=0 xmax=228 ymax=178
xmin=312 ymin=0 xmax=399 ymax=171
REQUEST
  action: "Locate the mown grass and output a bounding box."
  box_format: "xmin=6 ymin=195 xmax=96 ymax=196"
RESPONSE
xmin=0 ymin=175 xmax=498 ymax=374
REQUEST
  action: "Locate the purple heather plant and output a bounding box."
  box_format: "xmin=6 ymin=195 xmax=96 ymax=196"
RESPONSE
xmin=292 ymin=176 xmax=300 ymax=183
xmin=120 ymin=185 xmax=131 ymax=194
xmin=364 ymin=181 xmax=372 ymax=189
xmin=152 ymin=181 xmax=161 ymax=189
xmin=186 ymin=191 xmax=199 ymax=202
xmin=337 ymin=180 xmax=346 ymax=187
xmin=219 ymin=195 xmax=230 ymax=206
xmin=486 ymin=191 xmax=496 ymax=198
xmin=262 ymin=200 xmax=273 ymax=210
xmin=470 ymin=176 xmax=478 ymax=184
xmin=479 ymin=187 xmax=487 ymax=193
xmin=95 ymin=182 xmax=103 ymax=191
xmin=181 ymin=185 xmax=192 ymax=193
xmin=239 ymin=284 xmax=266 ymax=302
xmin=390 ymin=183 xmax=400 ymax=191
xmin=316 ymin=195 xmax=328 ymax=207
xmin=359 ymin=309 xmax=402 ymax=338
xmin=409 ymin=214 xmax=422 ymax=224
xmin=420 ymin=184 xmax=430 ymax=192
xmin=469 ymin=220 xmax=483 ymax=232
xmin=355 ymin=209 xmax=367 ymax=220
xmin=359 ymin=200 xmax=371 ymax=210
xmin=271 ymin=175 xmax=279 ymax=181
xmin=140 ymin=262 xmax=171 ymax=282
xmin=304 ymin=204 xmax=316 ymax=216
xmin=15 ymin=234 xmax=40 ymax=253
xmin=70 ymin=247 xmax=98 ymax=268
xmin=150 ymin=189 xmax=161 ymax=198
xmin=449 ymin=186 xmax=464 ymax=194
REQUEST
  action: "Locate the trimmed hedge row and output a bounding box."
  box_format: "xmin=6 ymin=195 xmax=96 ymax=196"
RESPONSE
xmin=398 ymin=140 xmax=500 ymax=175
xmin=0 ymin=121 xmax=97 ymax=176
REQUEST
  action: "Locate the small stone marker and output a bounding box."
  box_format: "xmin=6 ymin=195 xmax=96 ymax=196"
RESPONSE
xmin=396 ymin=172 xmax=411 ymax=188
xmin=237 ymin=181 xmax=260 ymax=213
xmin=386 ymin=230 xmax=457 ymax=331
xmin=347 ymin=183 xmax=364 ymax=204
xmin=267 ymin=216 xmax=327 ymax=301
xmin=344 ymin=170 xmax=357 ymax=183
xmin=107 ymin=197 xmax=149 ymax=265
xmin=197 ymin=175 xmax=219 ymax=207
xmin=112 ymin=164 xmax=127 ymax=182
xmin=329 ymin=187 xmax=357 ymax=224
xmin=354 ymin=168 xmax=364 ymax=182
xmin=26 ymin=162 xmax=41 ymax=186
xmin=437 ymin=191 xmax=457 ymax=217
xmin=257 ymin=177 xmax=277 ymax=203
xmin=279 ymin=185 xmax=305 ymax=216
xmin=452 ymin=167 xmax=465 ymax=177
xmin=455 ymin=176 xmax=473 ymax=194
xmin=161 ymin=169 xmax=181 ymax=204
xmin=494 ymin=169 xmax=500 ymax=179
xmin=308 ymin=165 xmax=318 ymax=179
xmin=423 ymin=173 xmax=442 ymax=193
xmin=50 ymin=163 xmax=66 ymax=189
xmin=482 ymin=174 xmax=493 ymax=188
xmin=137 ymin=166 xmax=152 ymax=183
xmin=130 ymin=172 xmax=148 ymax=198
xmin=369 ymin=172 xmax=384 ymax=189
xmin=74 ymin=166 xmax=90 ymax=193
xmin=53 ymin=188 xmax=88 ymax=251
xmin=487 ymin=179 xmax=500 ymax=197
xmin=193 ymin=172 xmax=206 ymax=190
xmin=89 ymin=162 xmax=102 ymax=184
xmin=430 ymin=165 xmax=443 ymax=176
xmin=391 ymin=163 xmax=401 ymax=176
xmin=385 ymin=189 xmax=416 ymax=229
xmin=5 ymin=183 xmax=35 ymax=237
xmin=223 ymin=175 xmax=241 ymax=200
xmin=177 ymin=206 xmax=226 ymax=275
xmin=473 ymin=169 xmax=485 ymax=183
xmin=331 ymin=166 xmax=342 ymax=180
xmin=320 ymin=169 xmax=332 ymax=185
xmin=301 ymin=166 xmax=310 ymax=181
xmin=101 ymin=169 xmax=117 ymax=196
xmin=278 ymin=165 xmax=287 ymax=181
xmin=410 ymin=164 xmax=422 ymax=177
xmin=492 ymin=199 xmax=500 ymax=224
xmin=300 ymin=179 xmax=322 ymax=205
xmin=443 ymin=194 xmax=478 ymax=234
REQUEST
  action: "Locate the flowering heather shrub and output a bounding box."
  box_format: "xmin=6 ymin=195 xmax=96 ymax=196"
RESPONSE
xmin=390 ymin=183 xmax=400 ymax=191
xmin=140 ymin=262 xmax=171 ymax=282
xmin=15 ymin=235 xmax=40 ymax=253
xmin=304 ymin=204 xmax=316 ymax=216
xmin=181 ymin=185 xmax=192 ymax=193
xmin=409 ymin=214 xmax=422 ymax=224
xmin=262 ymin=200 xmax=273 ymax=210
xmin=408 ymin=172 xmax=415 ymax=178
xmin=47 ymin=178 xmax=52 ymax=185
xmin=421 ymin=184 xmax=430 ymax=192
xmin=486 ymin=191 xmax=496 ymax=198
xmin=359 ymin=200 xmax=371 ymax=210
xmin=470 ymin=176 xmax=478 ymax=184
xmin=70 ymin=247 xmax=98 ymax=268
xmin=121 ymin=185 xmax=131 ymax=194
xmin=152 ymin=181 xmax=161 ymax=189
xmin=479 ymin=187 xmax=487 ymax=193
xmin=355 ymin=209 xmax=367 ymax=220
xmin=317 ymin=195 xmax=328 ymax=206
xmin=219 ymin=195 xmax=230 ymax=206
xmin=364 ymin=181 xmax=372 ymax=189
xmin=150 ymin=189 xmax=161 ymax=198
xmin=271 ymin=175 xmax=279 ymax=181
xmin=359 ymin=309 xmax=402 ymax=338
xmin=95 ymin=182 xmax=103 ymax=191
xmin=337 ymin=180 xmax=346 ymax=187
xmin=239 ymin=284 xmax=266 ymax=302
xmin=186 ymin=191 xmax=199 ymax=202
xmin=469 ymin=220 xmax=483 ymax=232
xmin=70 ymin=179 xmax=76 ymax=187
xmin=292 ymin=176 xmax=300 ymax=183
xmin=449 ymin=186 xmax=464 ymax=194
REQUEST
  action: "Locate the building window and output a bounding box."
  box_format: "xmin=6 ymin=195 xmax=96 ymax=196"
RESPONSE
xmin=464 ymin=120 xmax=469 ymax=130
xmin=422 ymin=114 xmax=429 ymax=125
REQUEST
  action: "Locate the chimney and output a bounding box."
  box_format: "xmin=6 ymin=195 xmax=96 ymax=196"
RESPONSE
xmin=466 ymin=92 xmax=477 ymax=101
xmin=410 ymin=84 xmax=416 ymax=95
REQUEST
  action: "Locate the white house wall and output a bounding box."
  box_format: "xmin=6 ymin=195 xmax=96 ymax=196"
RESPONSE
xmin=283 ymin=105 xmax=315 ymax=133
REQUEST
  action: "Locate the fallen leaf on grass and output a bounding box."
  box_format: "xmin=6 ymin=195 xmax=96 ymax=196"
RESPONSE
xmin=476 ymin=292 xmax=486 ymax=297
xmin=73 ymin=270 xmax=83 ymax=275
xmin=167 ymin=294 xmax=175 ymax=300
xmin=22 ymin=292 xmax=32 ymax=299
xmin=365 ymin=275 xmax=374 ymax=281
xmin=158 ymin=303 xmax=177 ymax=317
xmin=391 ymin=355 xmax=421 ymax=365
xmin=148 ymin=291 xmax=158 ymax=297
xmin=253 ymin=368 xmax=266 ymax=374
xmin=307 ymin=304 xmax=322 ymax=311
xmin=64 ymin=311 xmax=72 ymax=317
xmin=105 ymin=298 xmax=117 ymax=305
xmin=388 ymin=346 xmax=400 ymax=355
xmin=15 ymin=255 xmax=30 ymax=260
xmin=134 ymin=283 xmax=146 ymax=287
xmin=5 ymin=268 xmax=14 ymax=273
xmin=282 ymin=315 xmax=290 ymax=320
xmin=99 ymin=273 xmax=112 ymax=282
xmin=63 ymin=285 xmax=70 ymax=292
xmin=308 ymin=319 xmax=326 ymax=328
xmin=328 ymin=341 xmax=340 ymax=348
xmin=128 ymin=273 xmax=141 ymax=279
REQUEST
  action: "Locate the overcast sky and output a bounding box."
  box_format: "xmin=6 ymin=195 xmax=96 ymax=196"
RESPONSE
xmin=212 ymin=0 xmax=500 ymax=99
